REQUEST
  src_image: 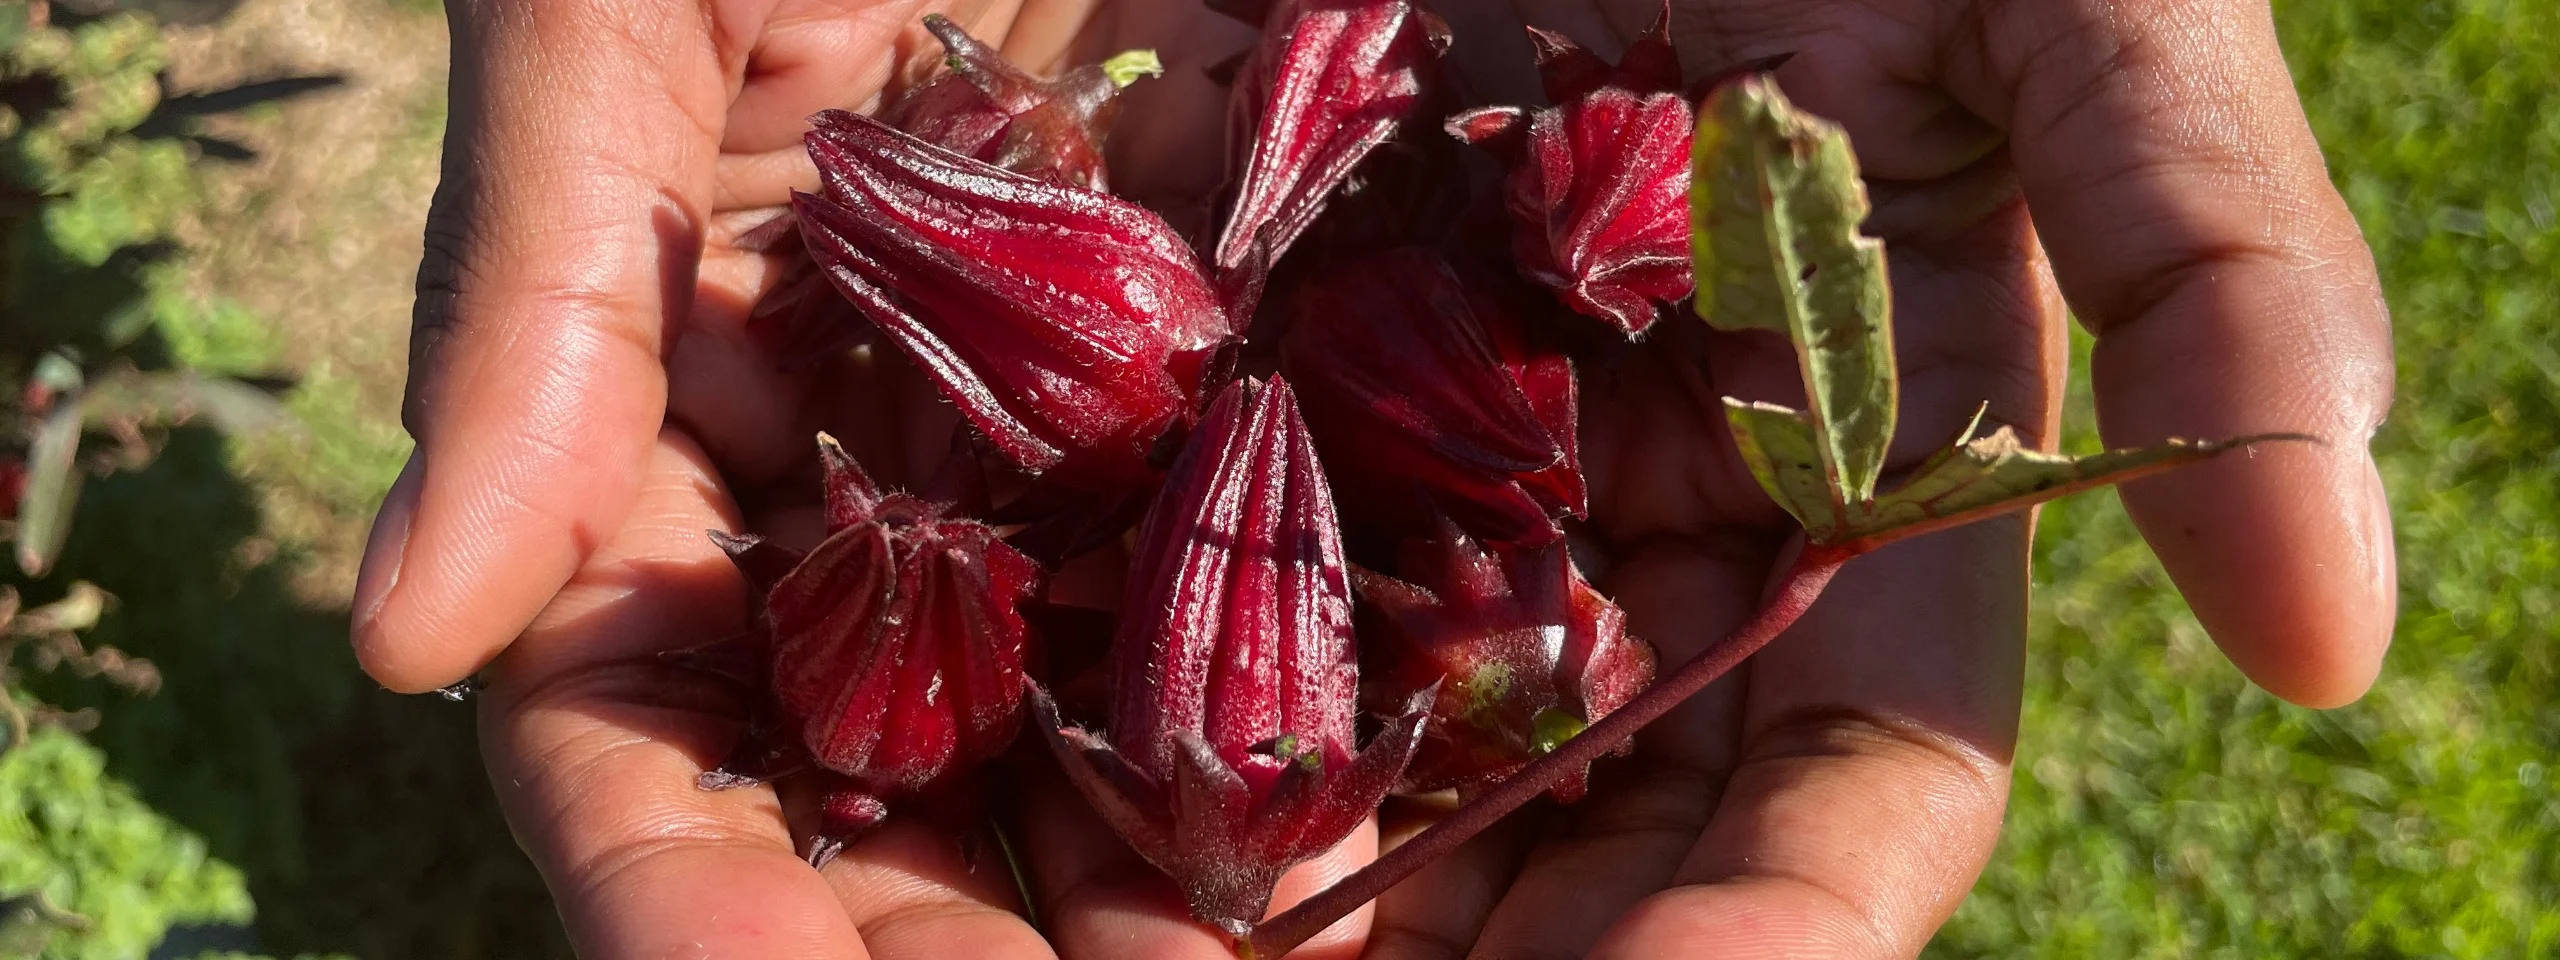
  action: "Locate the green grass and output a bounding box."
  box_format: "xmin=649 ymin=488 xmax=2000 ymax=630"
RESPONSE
xmin=0 ymin=729 xmax=252 ymax=960
xmin=1933 ymin=0 xmax=2560 ymax=956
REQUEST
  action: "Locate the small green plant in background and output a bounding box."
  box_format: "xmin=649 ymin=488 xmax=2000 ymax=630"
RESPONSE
xmin=2 ymin=584 xmax=153 ymax=752
xmin=0 ymin=5 xmax=361 ymax=958
xmin=2 ymin=5 xmax=298 ymax=579
xmin=5 ymin=3 xmax=560 ymax=958
xmin=0 ymin=726 xmax=246 ymax=960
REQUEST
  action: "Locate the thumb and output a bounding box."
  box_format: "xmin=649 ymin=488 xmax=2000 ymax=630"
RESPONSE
xmin=1949 ymin=0 xmax=2396 ymax=707
xmin=353 ymin=0 xmax=733 ymax=692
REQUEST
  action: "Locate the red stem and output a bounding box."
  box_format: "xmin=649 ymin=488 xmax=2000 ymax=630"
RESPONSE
xmin=1245 ymin=543 xmax=1856 ymax=957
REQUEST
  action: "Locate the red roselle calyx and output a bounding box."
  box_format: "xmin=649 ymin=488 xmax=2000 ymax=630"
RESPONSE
xmin=794 ymin=111 xmax=1233 ymax=486
xmin=1451 ymin=14 xmax=1695 ymax=336
xmin=742 ymin=19 xmax=1159 ymax=357
xmin=1357 ymin=521 xmax=1654 ymax=801
xmin=882 ymin=15 xmax=1163 ymax=193
xmin=1034 ymin=378 xmax=1429 ymax=934
xmin=696 ymin=435 xmax=1040 ymax=866
xmin=1213 ymin=0 xmax=1451 ymax=274
xmin=1280 ymin=248 xmax=1585 ymax=544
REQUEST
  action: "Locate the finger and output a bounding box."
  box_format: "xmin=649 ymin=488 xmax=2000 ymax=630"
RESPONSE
xmin=665 ymin=225 xmax=828 ymax=490
xmin=480 ymin=429 xmax=858 ymax=958
xmin=819 ymin=810 xmax=1056 ymax=959
xmin=1663 ymin=3 xmax=2002 ymax=182
xmin=671 ymin=213 xmax=960 ymax=497
xmin=1586 ymin=518 xmax=2028 ymax=960
xmin=356 ymin=0 xmax=734 ymax=692
xmin=1001 ymin=0 xmax=1108 ymax=73
xmin=718 ymin=0 xmax=1059 ymax=207
xmin=485 ymin=429 xmax=1051 ymax=959
xmin=1016 ymin=753 xmax=1383 ymax=959
xmin=1951 ymin=0 xmax=2397 ymax=706
xmin=725 ymin=0 xmax=938 ymax=155
xmin=1357 ymin=797 xmax=1539 ymax=960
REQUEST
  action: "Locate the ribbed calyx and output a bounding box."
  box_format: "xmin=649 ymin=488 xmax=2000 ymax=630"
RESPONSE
xmin=1036 ymin=379 xmax=1429 ymax=933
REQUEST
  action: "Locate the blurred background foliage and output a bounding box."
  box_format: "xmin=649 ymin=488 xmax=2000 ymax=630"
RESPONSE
xmin=0 ymin=0 xmax=2550 ymax=957
xmin=0 ymin=2 xmax=554 ymax=958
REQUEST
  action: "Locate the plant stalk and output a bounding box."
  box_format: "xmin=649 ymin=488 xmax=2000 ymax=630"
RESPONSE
xmin=1244 ymin=543 xmax=1857 ymax=957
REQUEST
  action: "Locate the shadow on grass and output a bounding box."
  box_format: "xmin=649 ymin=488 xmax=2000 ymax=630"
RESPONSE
xmin=19 ymin=427 xmax=571 ymax=959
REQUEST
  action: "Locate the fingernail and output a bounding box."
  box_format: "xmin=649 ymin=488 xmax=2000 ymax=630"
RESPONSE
xmin=353 ymin=448 xmax=425 ymax=644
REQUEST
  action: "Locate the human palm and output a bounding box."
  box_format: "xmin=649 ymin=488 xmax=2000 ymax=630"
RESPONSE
xmin=360 ymin=0 xmax=2395 ymax=956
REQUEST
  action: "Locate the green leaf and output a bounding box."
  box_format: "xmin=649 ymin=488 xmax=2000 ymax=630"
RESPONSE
xmin=1693 ymin=78 xmax=2271 ymax=551
xmin=1720 ymin=399 xmax=1841 ymax=540
xmin=1844 ymin=416 xmax=2303 ymax=546
xmin=1721 ymin=396 xmax=2300 ymax=547
xmin=15 ymin=399 xmax=85 ymax=578
xmin=1690 ymin=74 xmax=1896 ymax=504
xmin=41 ymin=139 xmax=196 ymax=265
xmin=0 ymin=729 xmax=256 ymax=960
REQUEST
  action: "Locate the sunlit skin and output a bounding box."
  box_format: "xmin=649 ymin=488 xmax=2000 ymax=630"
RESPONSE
xmin=356 ymin=1 xmax=2396 ymax=956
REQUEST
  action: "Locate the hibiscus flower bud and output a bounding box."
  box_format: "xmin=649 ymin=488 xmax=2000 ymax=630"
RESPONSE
xmin=881 ymin=14 xmax=1163 ymax=192
xmin=742 ymin=15 xmax=1159 ymax=360
xmin=1279 ymin=248 xmax=1585 ymax=545
xmin=794 ymin=111 xmax=1233 ymax=485
xmin=1035 ymin=378 xmax=1429 ymax=934
xmin=1450 ymin=12 xmax=1694 ymax=335
xmin=1213 ymin=0 xmax=1451 ymax=274
xmin=1357 ymin=520 xmax=1655 ymax=802
xmin=696 ymin=435 xmax=1042 ymax=866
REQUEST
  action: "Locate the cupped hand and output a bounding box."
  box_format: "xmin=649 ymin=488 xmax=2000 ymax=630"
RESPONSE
xmin=1362 ymin=2 xmax=2392 ymax=957
xmin=367 ymin=0 xmax=2394 ymax=957
xmin=355 ymin=0 xmax=1219 ymax=694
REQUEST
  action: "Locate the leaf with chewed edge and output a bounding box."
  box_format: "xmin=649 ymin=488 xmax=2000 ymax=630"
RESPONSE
xmin=1691 ymin=74 xmax=1895 ymax=507
xmin=1843 ymin=409 xmax=2307 ymax=547
xmin=1719 ymin=399 xmax=1840 ymax=540
xmin=1695 ymin=80 xmax=2297 ymax=547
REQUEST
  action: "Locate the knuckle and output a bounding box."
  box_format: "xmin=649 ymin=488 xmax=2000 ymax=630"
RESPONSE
xmin=1987 ymin=0 xmax=2235 ymax=145
xmin=856 ymin=899 xmax=1021 ymax=945
xmin=566 ymin=824 xmax=766 ymax=912
xmin=1738 ymin=706 xmax=2010 ymax=806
